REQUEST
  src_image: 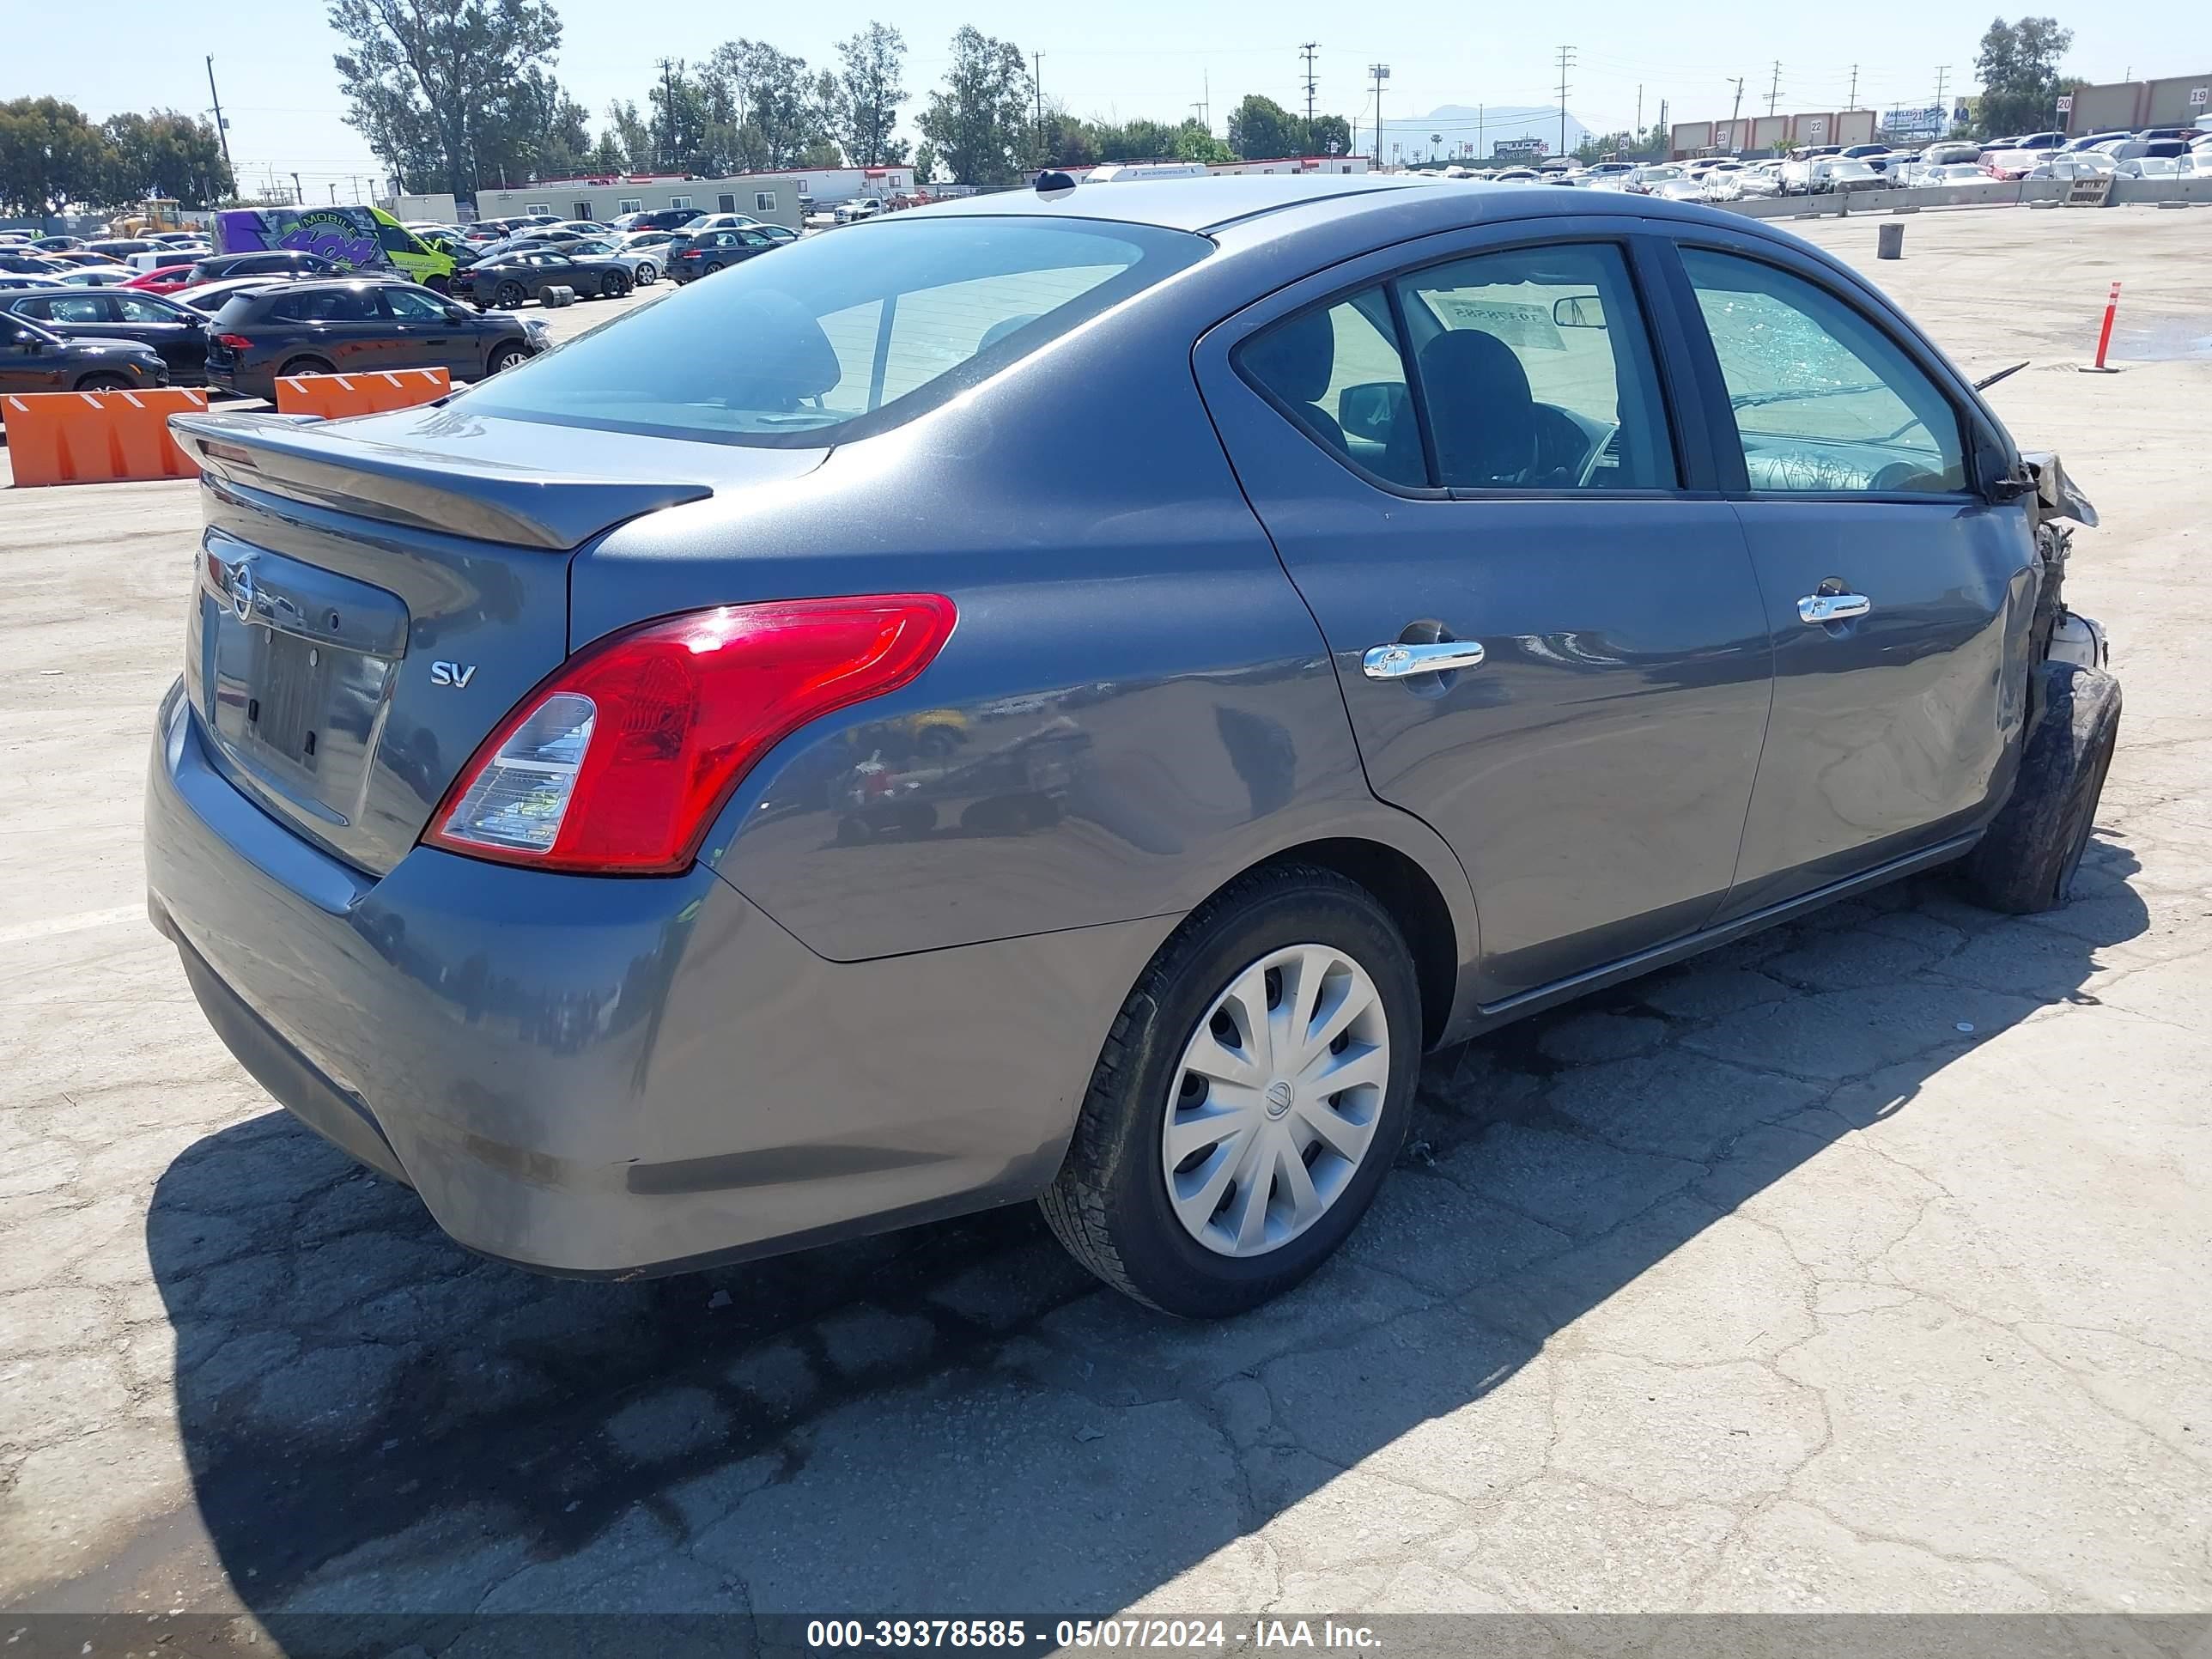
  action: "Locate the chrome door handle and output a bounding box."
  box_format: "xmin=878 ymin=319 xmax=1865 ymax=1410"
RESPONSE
xmin=1362 ymin=639 xmax=1486 ymax=679
xmin=1797 ymin=592 xmax=1872 ymax=624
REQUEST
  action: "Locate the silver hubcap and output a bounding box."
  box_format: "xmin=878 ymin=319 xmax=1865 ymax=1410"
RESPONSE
xmin=1162 ymin=943 xmax=1391 ymax=1259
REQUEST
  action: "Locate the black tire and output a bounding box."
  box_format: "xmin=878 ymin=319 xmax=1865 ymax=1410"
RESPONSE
xmin=1956 ymin=661 xmax=2121 ymax=914
xmin=276 ymin=356 xmax=333 ymax=380
xmin=424 ymin=275 xmax=449 ymax=295
xmin=495 ymin=281 xmax=526 ymax=309
xmin=73 ymin=373 xmax=131 ymax=392
xmin=599 ymin=270 xmax=629 ymax=298
xmin=485 ymin=342 xmax=528 ymax=374
xmin=1040 ymin=864 xmax=1421 ymax=1318
xmin=704 ymin=260 xmax=726 ymax=276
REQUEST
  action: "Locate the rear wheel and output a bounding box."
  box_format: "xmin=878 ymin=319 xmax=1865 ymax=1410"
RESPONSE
xmin=424 ymin=275 xmax=449 ymax=295
xmin=704 ymin=260 xmax=726 ymax=276
xmin=495 ymin=281 xmax=526 ymax=309
xmin=73 ymin=373 xmax=131 ymax=392
xmin=1956 ymin=661 xmax=2122 ymax=913
xmin=1041 ymin=865 xmax=1420 ymax=1318
xmin=276 ymin=356 xmax=333 ymax=380
xmin=599 ymin=270 xmax=630 ymax=298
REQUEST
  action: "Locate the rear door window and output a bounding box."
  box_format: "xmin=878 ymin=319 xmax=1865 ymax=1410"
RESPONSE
xmin=1392 ymin=243 xmax=1676 ymax=490
xmin=112 ymin=295 xmax=174 ymax=323
xmin=1680 ymin=247 xmax=1966 ymax=494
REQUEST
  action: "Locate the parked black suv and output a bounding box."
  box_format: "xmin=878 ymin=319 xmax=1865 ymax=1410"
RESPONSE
xmin=203 ymin=278 xmax=544 ymax=400
xmin=0 ymin=313 xmax=168 ymax=402
xmin=1 ymin=288 xmax=210 ymax=384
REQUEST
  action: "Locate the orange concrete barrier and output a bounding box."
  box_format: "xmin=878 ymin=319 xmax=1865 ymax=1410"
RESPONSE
xmin=275 ymin=367 xmax=451 ymax=420
xmin=2 ymin=387 xmax=209 ymax=488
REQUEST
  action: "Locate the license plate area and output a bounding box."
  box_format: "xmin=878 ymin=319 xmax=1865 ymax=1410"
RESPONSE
xmin=198 ymin=533 xmax=408 ymax=830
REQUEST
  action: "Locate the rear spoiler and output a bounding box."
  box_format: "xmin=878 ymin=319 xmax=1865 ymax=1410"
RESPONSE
xmin=169 ymin=410 xmax=714 ymax=550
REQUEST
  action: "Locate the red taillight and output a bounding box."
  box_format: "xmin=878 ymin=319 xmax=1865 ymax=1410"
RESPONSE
xmin=425 ymin=595 xmax=957 ymax=875
xmin=215 ymin=333 xmax=252 ymax=349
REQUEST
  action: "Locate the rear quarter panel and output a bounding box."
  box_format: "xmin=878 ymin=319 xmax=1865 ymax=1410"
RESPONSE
xmin=569 ymin=275 xmax=1479 ymax=967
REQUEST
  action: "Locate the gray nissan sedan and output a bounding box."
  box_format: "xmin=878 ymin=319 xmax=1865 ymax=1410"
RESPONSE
xmin=149 ymin=174 xmax=2116 ymax=1317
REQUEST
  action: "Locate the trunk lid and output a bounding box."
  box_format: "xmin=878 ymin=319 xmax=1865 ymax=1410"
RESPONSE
xmin=171 ymin=406 xmax=826 ymax=876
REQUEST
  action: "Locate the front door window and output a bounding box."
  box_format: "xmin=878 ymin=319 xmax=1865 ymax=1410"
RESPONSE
xmin=1680 ymin=247 xmax=1967 ymax=494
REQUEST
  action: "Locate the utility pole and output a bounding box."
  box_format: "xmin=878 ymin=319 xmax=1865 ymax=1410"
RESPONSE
xmin=1847 ymin=64 xmax=1859 ymax=109
xmin=1300 ymin=42 xmax=1319 ymax=143
xmin=1032 ymin=52 xmax=1044 ymax=163
xmin=1767 ymin=61 xmax=1781 ymax=116
xmin=1369 ymin=64 xmax=1389 ymax=167
xmin=328 ymin=184 xmax=337 ymax=204
xmin=291 ymin=171 xmax=302 ymax=205
xmin=656 ymin=58 xmax=679 ymax=168
xmin=204 ymin=57 xmax=234 ymax=182
xmin=1729 ymin=76 xmax=1745 ymax=146
xmin=1190 ymin=70 xmax=1211 ymax=134
xmin=1935 ymin=65 xmax=1949 ymax=127
xmin=1557 ymin=46 xmax=1575 ymax=157
xmin=1636 ymin=85 xmax=1644 ymax=143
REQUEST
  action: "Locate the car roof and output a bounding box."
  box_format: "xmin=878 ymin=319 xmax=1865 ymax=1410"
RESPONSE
xmin=908 ymin=173 xmax=1447 ymax=233
xmin=904 ymin=173 xmax=1799 ymax=244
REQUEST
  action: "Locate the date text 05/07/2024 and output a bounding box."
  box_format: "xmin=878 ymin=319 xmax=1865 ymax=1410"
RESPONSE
xmin=803 ymin=1619 xmax=1382 ymax=1651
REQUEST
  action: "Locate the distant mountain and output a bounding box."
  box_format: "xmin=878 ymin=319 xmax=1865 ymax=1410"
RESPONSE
xmin=1365 ymin=102 xmax=1590 ymax=163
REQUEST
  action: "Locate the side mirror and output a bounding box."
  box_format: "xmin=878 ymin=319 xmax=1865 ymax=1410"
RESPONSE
xmin=1337 ymin=380 xmax=1408 ymax=443
xmin=1553 ymin=295 xmax=1607 ymax=329
xmin=444 ymin=305 xmax=470 ymax=324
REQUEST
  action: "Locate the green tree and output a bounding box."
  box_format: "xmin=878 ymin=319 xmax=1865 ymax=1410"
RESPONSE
xmin=1307 ymin=112 xmax=1352 ymax=156
xmin=1172 ymin=118 xmax=1233 ymax=164
xmin=646 ymin=59 xmax=720 ymax=173
xmin=0 ymin=97 xmax=113 ymax=216
xmin=916 ymin=26 xmax=1032 ymax=185
xmin=586 ymin=129 xmax=626 ymax=173
xmin=1973 ymin=15 xmax=2074 ymax=136
xmin=707 ymin=40 xmax=838 ymax=170
xmin=606 ymin=100 xmax=652 ymax=171
xmin=484 ymin=67 xmax=592 ymax=182
xmin=327 ymin=0 xmax=564 ymax=198
xmin=1038 ymin=105 xmax=1098 ymax=167
xmin=1226 ymin=94 xmax=1299 ymax=160
xmin=913 ymin=139 xmax=939 ymax=184
xmin=836 ymin=21 xmax=908 ymax=167
xmin=101 ymin=110 xmax=234 ymax=208
xmin=1091 ymin=117 xmax=1178 ymax=161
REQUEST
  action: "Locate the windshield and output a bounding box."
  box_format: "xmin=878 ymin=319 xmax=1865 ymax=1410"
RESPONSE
xmin=459 ymin=215 xmax=1209 ymax=447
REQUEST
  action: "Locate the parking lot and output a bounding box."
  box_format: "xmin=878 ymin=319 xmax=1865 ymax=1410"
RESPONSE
xmin=2 ymin=204 xmax=2209 ymax=1636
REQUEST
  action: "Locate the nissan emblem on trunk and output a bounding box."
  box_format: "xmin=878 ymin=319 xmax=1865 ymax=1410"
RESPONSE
xmin=228 ymin=561 xmax=255 ymax=623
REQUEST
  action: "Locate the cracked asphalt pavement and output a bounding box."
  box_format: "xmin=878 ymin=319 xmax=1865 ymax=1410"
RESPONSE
xmin=1 ymin=208 xmax=2208 ymax=1638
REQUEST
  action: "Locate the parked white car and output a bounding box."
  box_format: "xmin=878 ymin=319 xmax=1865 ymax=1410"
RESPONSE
xmin=1912 ymin=162 xmax=1994 ymax=187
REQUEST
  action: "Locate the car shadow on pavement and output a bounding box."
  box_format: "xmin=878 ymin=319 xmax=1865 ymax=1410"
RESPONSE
xmin=139 ymin=842 xmax=2148 ymax=1643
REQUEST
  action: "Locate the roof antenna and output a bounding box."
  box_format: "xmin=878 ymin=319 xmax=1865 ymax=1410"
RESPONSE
xmin=1035 ymin=169 xmax=1078 ymax=198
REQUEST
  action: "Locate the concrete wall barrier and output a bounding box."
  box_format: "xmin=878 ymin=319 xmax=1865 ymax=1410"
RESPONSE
xmin=2 ymin=387 xmax=209 ymax=488
xmin=273 ymin=368 xmax=452 ymax=421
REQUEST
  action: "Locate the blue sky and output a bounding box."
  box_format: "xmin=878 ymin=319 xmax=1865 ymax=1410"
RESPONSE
xmin=9 ymin=0 xmax=2206 ymax=190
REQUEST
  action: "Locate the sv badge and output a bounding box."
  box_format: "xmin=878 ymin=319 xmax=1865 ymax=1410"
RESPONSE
xmin=430 ymin=661 xmax=478 ymax=689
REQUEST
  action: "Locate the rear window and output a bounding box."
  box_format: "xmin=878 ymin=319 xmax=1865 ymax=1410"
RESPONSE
xmin=457 ymin=216 xmax=1209 ymax=447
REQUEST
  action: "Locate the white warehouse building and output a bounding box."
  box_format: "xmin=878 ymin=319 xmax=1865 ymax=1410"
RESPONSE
xmin=447 ymin=166 xmax=917 ymax=230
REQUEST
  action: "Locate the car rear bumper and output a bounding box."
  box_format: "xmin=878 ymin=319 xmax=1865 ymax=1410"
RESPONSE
xmin=145 ymin=679 xmax=1168 ymax=1276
